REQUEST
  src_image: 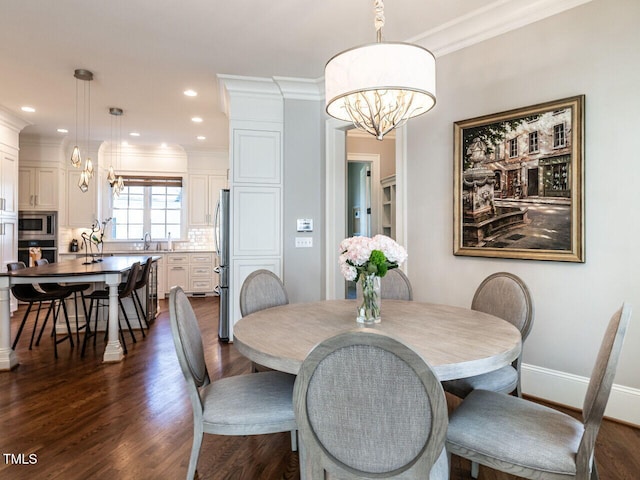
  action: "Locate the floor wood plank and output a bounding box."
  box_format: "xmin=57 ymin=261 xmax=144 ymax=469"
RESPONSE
xmin=0 ymin=297 xmax=637 ymax=479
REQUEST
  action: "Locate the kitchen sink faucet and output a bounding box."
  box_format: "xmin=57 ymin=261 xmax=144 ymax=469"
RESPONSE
xmin=143 ymin=232 xmax=151 ymax=250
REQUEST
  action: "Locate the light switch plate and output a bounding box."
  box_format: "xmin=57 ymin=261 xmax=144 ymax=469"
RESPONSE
xmin=295 ymin=237 xmax=313 ymax=248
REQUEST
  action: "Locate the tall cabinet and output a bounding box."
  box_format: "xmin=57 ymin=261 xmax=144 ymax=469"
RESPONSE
xmin=0 ymin=111 xmax=28 ymax=316
xmin=218 ymin=76 xmax=284 ymax=340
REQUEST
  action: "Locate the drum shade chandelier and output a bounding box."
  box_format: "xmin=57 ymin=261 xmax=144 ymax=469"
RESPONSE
xmin=324 ymin=0 xmax=436 ymax=140
xmin=71 ymin=68 xmax=95 ymax=192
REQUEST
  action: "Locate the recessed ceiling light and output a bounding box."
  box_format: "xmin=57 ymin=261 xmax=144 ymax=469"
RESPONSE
xmin=57 ymin=128 xmax=69 ymax=134
xmin=197 ymin=136 xmax=206 ymax=140
xmin=129 ymin=132 xmax=140 ymax=137
xmin=191 ymin=117 xmax=203 ymax=123
xmin=21 ymin=106 xmax=35 ymax=113
xmin=184 ymin=89 xmax=197 ymax=97
xmin=160 ymin=143 xmax=167 ymax=148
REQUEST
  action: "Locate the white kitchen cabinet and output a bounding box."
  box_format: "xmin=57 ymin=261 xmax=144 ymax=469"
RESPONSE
xmin=164 ymin=251 xmax=216 ymax=296
xmin=166 ymin=253 xmax=189 ymax=291
xmin=18 ymin=166 xmax=59 ymax=211
xmin=1 ymin=149 xmax=18 ymax=216
xmin=66 ymin=169 xmax=96 ymax=227
xmin=189 ymin=252 xmax=215 ymax=293
xmin=188 ymin=174 xmax=227 ymax=226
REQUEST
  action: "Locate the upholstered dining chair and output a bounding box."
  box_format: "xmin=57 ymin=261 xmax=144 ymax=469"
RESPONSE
xmin=446 ymin=303 xmax=631 ymax=480
xmin=239 ymin=269 xmax=289 ymax=317
xmin=293 ymin=329 xmax=449 ymax=479
xmin=239 ymin=269 xmax=289 ymax=373
xmin=169 ymin=286 xmax=297 ymax=480
xmin=356 ymin=268 xmax=414 ymax=301
xmin=442 ymin=271 xmax=534 ymax=399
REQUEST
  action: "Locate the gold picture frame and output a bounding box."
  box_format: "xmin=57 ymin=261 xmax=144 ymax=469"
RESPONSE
xmin=453 ymin=95 xmax=585 ymax=262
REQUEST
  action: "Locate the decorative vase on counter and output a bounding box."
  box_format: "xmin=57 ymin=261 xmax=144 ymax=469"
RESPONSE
xmin=357 ymin=273 xmax=381 ymax=325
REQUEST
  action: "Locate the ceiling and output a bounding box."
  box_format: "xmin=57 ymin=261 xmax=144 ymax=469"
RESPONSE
xmin=0 ymin=0 xmax=579 ymax=152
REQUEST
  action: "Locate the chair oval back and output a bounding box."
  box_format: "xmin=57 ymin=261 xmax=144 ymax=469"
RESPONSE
xmin=35 ymin=259 xmax=49 ymax=266
xmin=169 ymin=286 xmax=209 ymax=388
xmin=381 ymin=269 xmax=413 ymax=300
xmin=581 ymin=304 xmax=631 ymax=447
xmin=294 ymin=329 xmax=448 ymax=479
xmin=356 ymin=269 xmax=413 ymax=301
xmin=472 ymin=272 xmax=533 ymax=340
xmin=239 ymin=269 xmax=289 ymax=317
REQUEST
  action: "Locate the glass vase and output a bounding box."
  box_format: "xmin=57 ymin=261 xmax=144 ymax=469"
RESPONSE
xmin=357 ymin=273 xmax=381 ymax=325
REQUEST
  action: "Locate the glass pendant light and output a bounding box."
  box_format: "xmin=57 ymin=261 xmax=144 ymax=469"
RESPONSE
xmin=78 ymin=169 xmax=90 ymax=193
xmin=71 ymin=69 xmax=93 ymax=168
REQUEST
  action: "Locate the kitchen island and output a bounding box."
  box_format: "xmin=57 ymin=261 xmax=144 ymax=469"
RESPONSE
xmin=0 ymin=255 xmax=160 ymax=370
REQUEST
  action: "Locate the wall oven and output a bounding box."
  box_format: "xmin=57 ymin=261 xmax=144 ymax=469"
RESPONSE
xmin=18 ymin=212 xmax=56 ymax=238
xmin=18 ymin=240 xmax=57 ymax=267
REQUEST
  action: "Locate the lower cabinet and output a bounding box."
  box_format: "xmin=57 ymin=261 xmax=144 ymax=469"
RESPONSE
xmin=166 ymin=252 xmax=216 ymax=296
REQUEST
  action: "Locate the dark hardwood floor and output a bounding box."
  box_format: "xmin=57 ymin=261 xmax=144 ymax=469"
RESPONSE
xmin=0 ymin=298 xmax=637 ymax=479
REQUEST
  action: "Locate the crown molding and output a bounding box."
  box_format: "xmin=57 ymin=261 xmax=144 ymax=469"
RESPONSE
xmin=409 ymin=0 xmax=594 ymax=57
xmin=0 ymin=105 xmax=31 ymax=132
xmin=273 ymin=77 xmax=324 ymax=101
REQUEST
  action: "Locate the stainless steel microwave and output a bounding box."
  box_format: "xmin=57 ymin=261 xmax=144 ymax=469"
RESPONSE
xmin=18 ymin=212 xmax=56 ymax=238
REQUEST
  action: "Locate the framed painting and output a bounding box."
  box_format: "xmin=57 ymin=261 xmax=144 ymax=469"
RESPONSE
xmin=453 ymin=95 xmax=584 ymax=262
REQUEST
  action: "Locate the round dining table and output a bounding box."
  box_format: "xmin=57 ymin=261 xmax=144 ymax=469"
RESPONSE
xmin=232 ymin=299 xmax=522 ymax=381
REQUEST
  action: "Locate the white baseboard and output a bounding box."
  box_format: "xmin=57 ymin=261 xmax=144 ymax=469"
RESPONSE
xmin=522 ymin=364 xmax=640 ymax=427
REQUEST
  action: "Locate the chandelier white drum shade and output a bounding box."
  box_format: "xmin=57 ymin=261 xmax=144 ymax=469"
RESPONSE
xmin=324 ymin=0 xmax=436 ymax=140
xmin=325 ymin=42 xmax=436 ymax=140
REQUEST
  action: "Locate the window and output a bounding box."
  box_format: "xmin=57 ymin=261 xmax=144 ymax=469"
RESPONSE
xmin=553 ymin=123 xmax=566 ymax=148
xmin=111 ymin=176 xmax=183 ymax=240
xmin=509 ymin=138 xmax=518 ymax=158
xmin=529 ymin=131 xmax=539 ymax=153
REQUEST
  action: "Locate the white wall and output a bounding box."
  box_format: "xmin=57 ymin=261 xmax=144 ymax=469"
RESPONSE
xmin=405 ymin=0 xmax=640 ymax=419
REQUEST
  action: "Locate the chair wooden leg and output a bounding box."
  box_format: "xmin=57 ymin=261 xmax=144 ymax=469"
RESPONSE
xmin=133 ymin=289 xmax=149 ymax=330
xmin=471 ymin=461 xmax=479 ymax=479
xmin=131 ymin=291 xmax=146 ymax=338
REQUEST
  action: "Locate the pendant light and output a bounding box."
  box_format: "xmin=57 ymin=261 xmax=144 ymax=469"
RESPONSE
xmin=108 ymin=107 xmax=125 ymax=198
xmin=71 ymin=68 xmax=94 ymax=192
xmin=324 ymin=0 xmax=436 ymax=140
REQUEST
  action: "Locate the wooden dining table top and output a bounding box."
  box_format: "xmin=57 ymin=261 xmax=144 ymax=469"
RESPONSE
xmin=233 ymin=299 xmax=522 ymax=381
xmin=6 ymin=255 xmax=159 ymax=279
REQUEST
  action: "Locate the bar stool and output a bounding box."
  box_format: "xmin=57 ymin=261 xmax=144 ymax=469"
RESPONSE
xmin=35 ymin=259 xmax=91 ymax=344
xmin=7 ymin=262 xmax=74 ymax=358
xmin=81 ymin=262 xmax=141 ymax=356
xmin=131 ymin=257 xmax=153 ymax=335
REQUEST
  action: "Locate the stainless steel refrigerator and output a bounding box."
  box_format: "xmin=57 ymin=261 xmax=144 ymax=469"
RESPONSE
xmin=214 ymin=189 xmax=230 ymax=342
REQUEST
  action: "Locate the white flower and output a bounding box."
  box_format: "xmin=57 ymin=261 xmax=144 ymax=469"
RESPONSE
xmin=338 ymin=234 xmax=407 ymax=281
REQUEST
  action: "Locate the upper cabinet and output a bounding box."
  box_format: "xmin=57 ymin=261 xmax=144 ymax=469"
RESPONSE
xmin=18 ymin=166 xmax=59 ymax=211
xmin=0 ymin=149 xmax=18 ymax=216
xmin=188 ymin=173 xmax=227 ymax=226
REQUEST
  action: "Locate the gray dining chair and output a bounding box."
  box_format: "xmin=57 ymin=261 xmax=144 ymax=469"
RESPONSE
xmin=442 ymin=272 xmax=534 ymax=399
xmin=293 ymin=329 xmax=449 ymax=479
xmin=356 ymin=268 xmax=414 ymax=301
xmin=239 ymin=269 xmax=289 ymax=317
xmin=169 ymin=286 xmax=297 ymax=480
xmin=239 ymin=268 xmax=289 ymax=373
xmin=446 ymin=303 xmax=631 ymax=480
